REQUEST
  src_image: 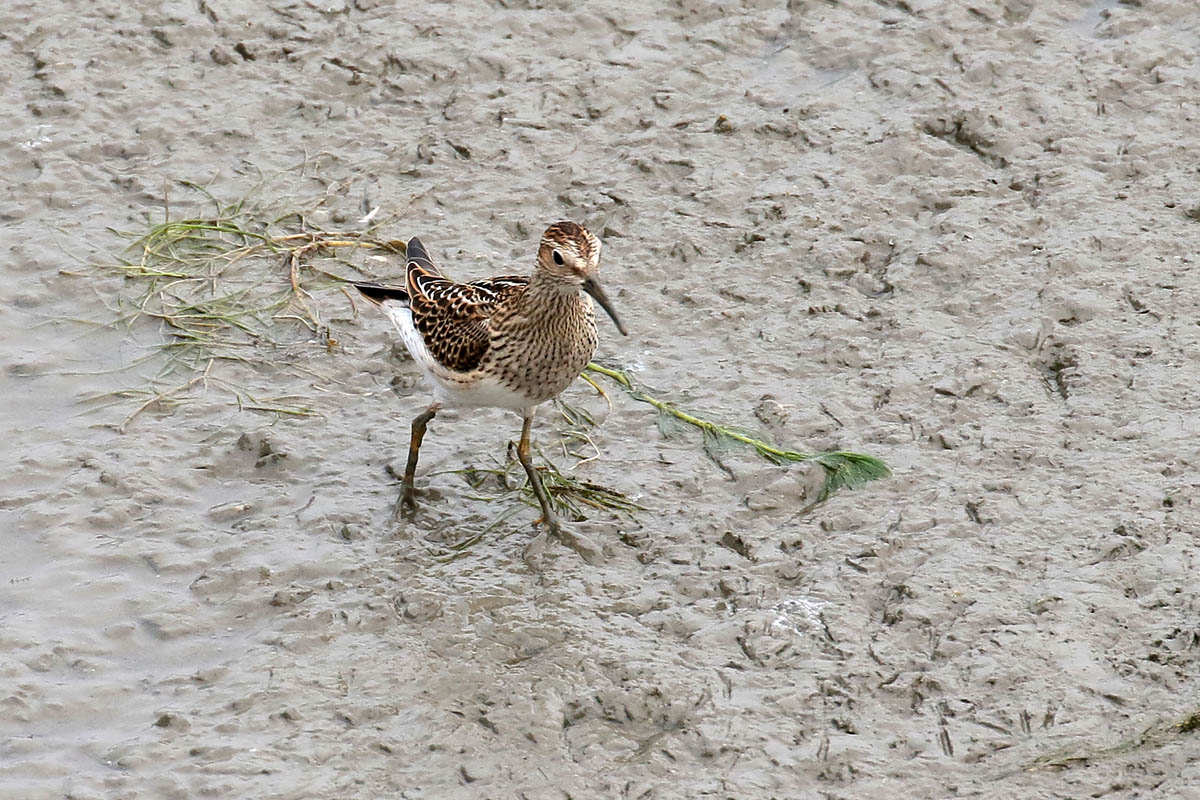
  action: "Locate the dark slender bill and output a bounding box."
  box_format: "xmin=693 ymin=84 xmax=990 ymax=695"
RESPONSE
xmin=581 ymin=278 xmax=628 ymax=336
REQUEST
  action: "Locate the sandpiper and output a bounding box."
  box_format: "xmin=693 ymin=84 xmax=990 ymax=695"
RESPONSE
xmin=354 ymin=221 xmax=627 ymax=553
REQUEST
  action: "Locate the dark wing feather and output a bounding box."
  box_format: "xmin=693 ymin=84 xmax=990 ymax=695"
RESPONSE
xmin=404 ymin=236 xmax=438 ymax=273
xmin=406 ymin=255 xmax=528 ymax=372
xmin=353 ymin=236 xmax=438 ymax=305
xmin=470 ymin=276 xmax=528 ymax=294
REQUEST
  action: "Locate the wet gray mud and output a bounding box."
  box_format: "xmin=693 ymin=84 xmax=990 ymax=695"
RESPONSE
xmin=3 ymin=0 xmax=1200 ymax=797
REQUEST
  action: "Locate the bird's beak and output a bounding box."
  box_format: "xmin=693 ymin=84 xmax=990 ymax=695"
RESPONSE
xmin=581 ymin=278 xmax=628 ymax=336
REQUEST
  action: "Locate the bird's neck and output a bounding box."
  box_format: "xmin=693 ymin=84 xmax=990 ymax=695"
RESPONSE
xmin=521 ymin=270 xmax=584 ymax=318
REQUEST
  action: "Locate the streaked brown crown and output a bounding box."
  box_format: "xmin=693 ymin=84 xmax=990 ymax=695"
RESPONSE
xmin=537 ymin=221 xmax=601 ymax=281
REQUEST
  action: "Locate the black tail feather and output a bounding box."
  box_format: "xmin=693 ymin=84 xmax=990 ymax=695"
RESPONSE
xmin=353 ymin=281 xmax=410 ymax=305
xmin=353 ymin=235 xmax=433 ymax=305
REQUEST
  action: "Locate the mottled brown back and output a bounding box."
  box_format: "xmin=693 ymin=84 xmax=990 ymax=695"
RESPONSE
xmin=404 ymin=239 xmax=526 ymax=373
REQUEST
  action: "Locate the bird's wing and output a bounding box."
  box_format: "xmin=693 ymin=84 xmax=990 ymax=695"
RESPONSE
xmin=405 ymin=238 xmax=528 ymax=373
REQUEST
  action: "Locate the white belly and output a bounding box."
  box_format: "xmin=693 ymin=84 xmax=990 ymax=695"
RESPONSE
xmin=430 ymin=373 xmax=541 ymax=411
xmin=380 ymin=301 xmax=540 ymax=412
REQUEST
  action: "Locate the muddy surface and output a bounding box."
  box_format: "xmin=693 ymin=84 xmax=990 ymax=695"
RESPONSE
xmin=3 ymin=0 xmax=1200 ymax=797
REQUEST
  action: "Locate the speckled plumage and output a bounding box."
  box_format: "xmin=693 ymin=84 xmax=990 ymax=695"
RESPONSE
xmin=354 ymin=221 xmax=626 ymax=547
xmin=355 ymin=222 xmax=620 ymax=412
xmin=352 ymin=225 xmax=619 ymax=412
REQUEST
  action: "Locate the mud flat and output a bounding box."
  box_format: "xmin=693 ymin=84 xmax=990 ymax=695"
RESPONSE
xmin=2 ymin=0 xmax=1199 ymax=797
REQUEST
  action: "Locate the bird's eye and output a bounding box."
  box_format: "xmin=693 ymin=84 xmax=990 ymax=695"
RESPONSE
xmin=552 ymin=250 xmax=564 ymax=266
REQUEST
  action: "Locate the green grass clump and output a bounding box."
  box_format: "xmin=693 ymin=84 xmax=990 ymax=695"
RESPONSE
xmin=91 ymin=181 xmax=404 ymax=427
xmin=447 ymin=454 xmax=645 ymax=523
xmin=583 ymin=363 xmax=890 ymax=506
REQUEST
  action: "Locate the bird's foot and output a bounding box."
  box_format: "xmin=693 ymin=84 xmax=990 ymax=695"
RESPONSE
xmin=532 ymin=513 xmax=604 ymax=565
xmin=523 ymin=530 xmax=549 ymax=570
xmin=391 ymin=487 xmax=419 ymax=521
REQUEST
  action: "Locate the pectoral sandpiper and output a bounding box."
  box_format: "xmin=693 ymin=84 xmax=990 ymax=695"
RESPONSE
xmin=354 ymin=221 xmax=626 ymax=557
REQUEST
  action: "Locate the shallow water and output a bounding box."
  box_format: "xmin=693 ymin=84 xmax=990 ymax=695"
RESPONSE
xmin=3 ymin=0 xmax=1200 ymax=797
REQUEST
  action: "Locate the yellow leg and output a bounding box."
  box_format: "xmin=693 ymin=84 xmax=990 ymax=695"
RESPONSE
xmin=514 ymin=409 xmax=605 ymax=565
xmin=515 ymin=411 xmax=560 ymax=535
xmin=397 ymin=402 xmax=439 ymax=516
